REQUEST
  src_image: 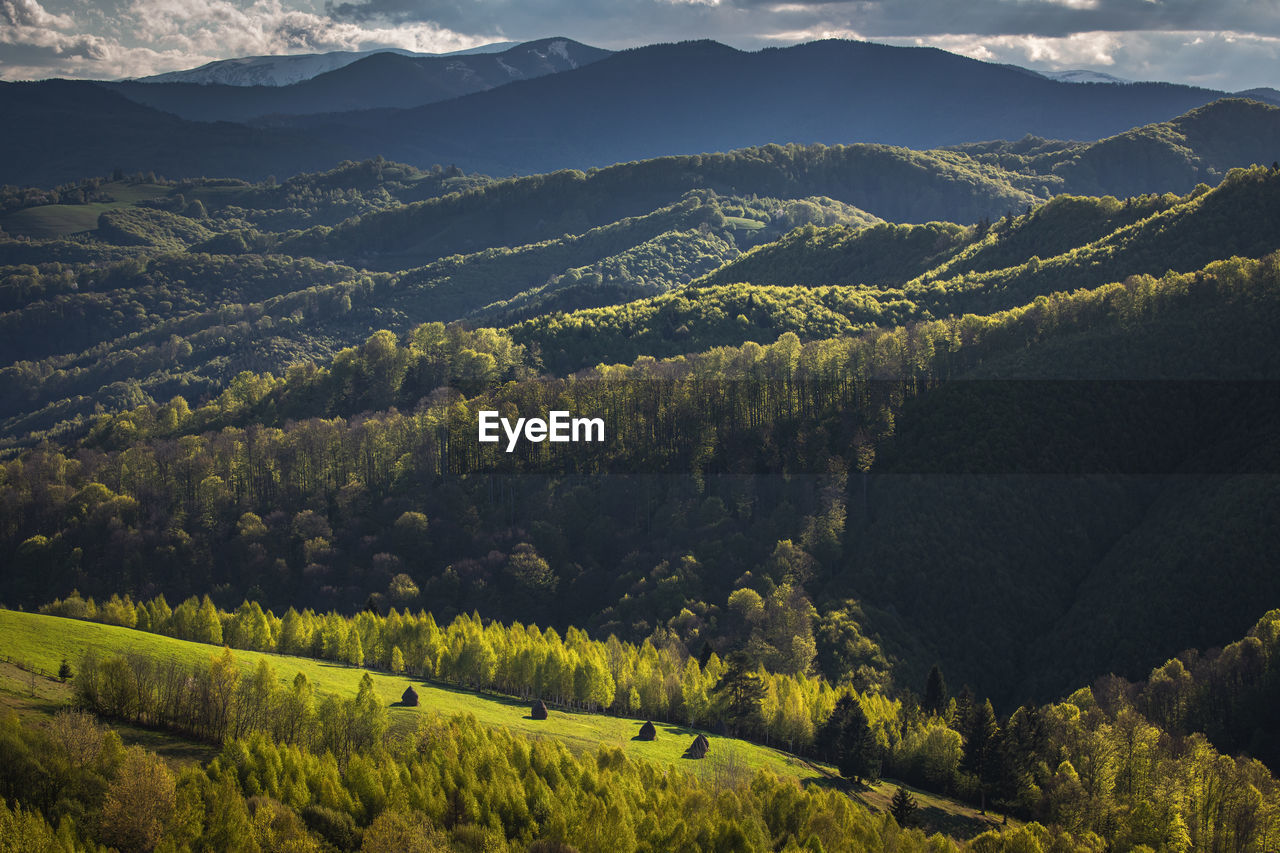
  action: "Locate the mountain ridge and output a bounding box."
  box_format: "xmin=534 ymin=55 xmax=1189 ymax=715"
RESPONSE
xmin=3 ymin=38 xmax=1269 ymax=188
xmin=237 ymin=38 xmax=1274 ymax=175
xmin=102 ymin=38 xmax=612 ymax=123
xmin=132 ymin=40 xmax=522 ymax=86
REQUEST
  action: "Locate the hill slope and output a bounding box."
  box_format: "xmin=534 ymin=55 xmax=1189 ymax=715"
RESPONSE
xmin=0 ymin=80 xmax=356 ymax=187
xmin=0 ymin=608 xmax=821 ymax=781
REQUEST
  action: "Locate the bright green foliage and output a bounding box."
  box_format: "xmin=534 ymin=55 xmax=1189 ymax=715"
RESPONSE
xmin=25 ymin=601 xmax=880 ymax=755
xmin=12 ymin=603 xmax=1280 ymax=850
xmin=509 ymin=281 xmax=918 ymax=372
xmin=0 ymin=705 xmax=962 ymax=853
xmin=697 ymin=220 xmax=974 ymax=289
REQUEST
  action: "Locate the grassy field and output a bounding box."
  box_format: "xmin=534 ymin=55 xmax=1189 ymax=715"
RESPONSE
xmin=725 ymin=216 xmax=766 ymax=232
xmin=0 ymin=608 xmax=1014 ymax=839
xmin=0 ymin=659 xmax=218 ymax=766
xmin=858 ymin=779 xmax=1017 ymax=840
xmin=1 ymin=182 xmax=172 ymax=238
xmin=0 ymin=609 xmax=823 ymax=782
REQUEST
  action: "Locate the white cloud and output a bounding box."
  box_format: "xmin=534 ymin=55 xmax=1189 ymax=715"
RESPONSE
xmin=0 ymin=0 xmax=490 ymax=79
xmin=763 ymin=25 xmax=863 ymax=42
xmin=1042 ymin=0 xmax=1100 ymax=10
xmin=0 ymin=0 xmax=122 ymax=70
xmin=866 ymin=29 xmax=1280 ymax=91
xmin=0 ymin=0 xmax=73 ymax=29
xmin=905 ymin=31 xmax=1123 ymax=68
xmin=125 ymin=0 xmax=488 ymax=57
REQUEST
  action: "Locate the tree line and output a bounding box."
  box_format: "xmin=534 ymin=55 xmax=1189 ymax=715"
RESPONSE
xmin=32 ymin=603 xmax=1280 ymax=852
xmin=42 ymin=591 xmax=894 ymax=754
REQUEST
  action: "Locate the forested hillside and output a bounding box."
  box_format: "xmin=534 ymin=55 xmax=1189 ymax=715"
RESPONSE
xmin=2 ymin=140 xmax=1279 ymax=712
xmin=4 ymin=84 xmax=1280 ymax=853
xmin=5 ymin=239 xmax=1280 ymax=709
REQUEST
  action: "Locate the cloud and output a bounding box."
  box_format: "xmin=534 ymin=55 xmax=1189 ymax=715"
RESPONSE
xmin=325 ymin=0 xmax=732 ymax=42
xmin=728 ymin=0 xmax=1280 ymax=39
xmin=1 ymin=0 xmax=1278 ymax=91
xmin=0 ymin=0 xmax=490 ymax=79
xmin=1 ymin=0 xmax=73 ymax=29
xmin=0 ymin=0 xmax=118 ymax=67
xmin=901 ymin=31 xmax=1125 ymax=67
xmin=879 ymin=29 xmax=1280 ymax=90
xmin=124 ymin=0 xmax=487 ymax=57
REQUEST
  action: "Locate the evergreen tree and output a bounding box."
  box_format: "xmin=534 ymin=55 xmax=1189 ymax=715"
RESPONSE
xmin=817 ymin=695 xmax=879 ymax=785
xmin=923 ymin=664 xmax=948 ymax=716
xmin=962 ymin=698 xmax=1000 ymax=814
xmin=995 ymin=704 xmax=1043 ymax=811
xmin=889 ymin=786 xmax=918 ymax=827
xmin=953 ymin=686 xmax=974 ymax=728
xmin=714 ymin=651 xmax=766 ymax=734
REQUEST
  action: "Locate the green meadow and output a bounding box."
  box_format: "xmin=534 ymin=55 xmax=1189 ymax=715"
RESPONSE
xmin=0 ymin=608 xmax=826 ymax=782
xmin=0 ymin=608 xmax=1012 ymax=839
xmin=1 ymin=182 xmax=171 ymax=238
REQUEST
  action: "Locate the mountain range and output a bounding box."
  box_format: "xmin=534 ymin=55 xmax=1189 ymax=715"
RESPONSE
xmin=1041 ymin=69 xmax=1129 ymax=84
xmin=4 ymin=38 xmax=1280 ymax=188
xmin=133 ymin=40 xmax=520 ymax=87
xmin=104 ymin=38 xmax=611 ymax=122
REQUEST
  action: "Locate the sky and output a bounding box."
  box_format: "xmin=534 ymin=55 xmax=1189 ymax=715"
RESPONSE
xmin=1 ymin=0 xmax=1278 ymax=91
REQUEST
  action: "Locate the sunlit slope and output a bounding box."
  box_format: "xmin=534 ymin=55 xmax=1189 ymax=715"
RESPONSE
xmin=0 ymin=608 xmax=825 ymax=781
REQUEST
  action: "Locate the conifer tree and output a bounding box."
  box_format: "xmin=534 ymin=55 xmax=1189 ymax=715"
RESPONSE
xmin=923 ymin=664 xmax=948 ymax=716
xmin=714 ymin=651 xmax=766 ymax=734
xmin=962 ymin=698 xmax=1000 ymax=814
xmin=817 ymin=695 xmax=879 ymax=784
xmin=889 ymin=786 xmax=918 ymax=827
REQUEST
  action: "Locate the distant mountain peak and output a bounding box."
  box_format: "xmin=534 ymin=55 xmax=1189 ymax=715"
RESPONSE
xmin=1235 ymin=87 xmax=1280 ymax=107
xmin=1043 ymin=69 xmax=1130 ymax=85
xmin=133 ymin=41 xmax=521 ymax=87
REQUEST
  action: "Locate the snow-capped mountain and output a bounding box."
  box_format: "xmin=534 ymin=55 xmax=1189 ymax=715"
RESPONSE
xmin=135 ymin=42 xmax=519 ymax=87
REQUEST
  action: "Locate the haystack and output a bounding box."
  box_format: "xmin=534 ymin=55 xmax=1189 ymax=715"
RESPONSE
xmin=637 ymin=720 xmax=657 ymax=741
xmin=686 ymin=733 xmax=709 ymax=759
xmin=531 ymin=699 xmax=549 ymax=720
xmin=401 ymin=686 xmax=419 ymax=707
